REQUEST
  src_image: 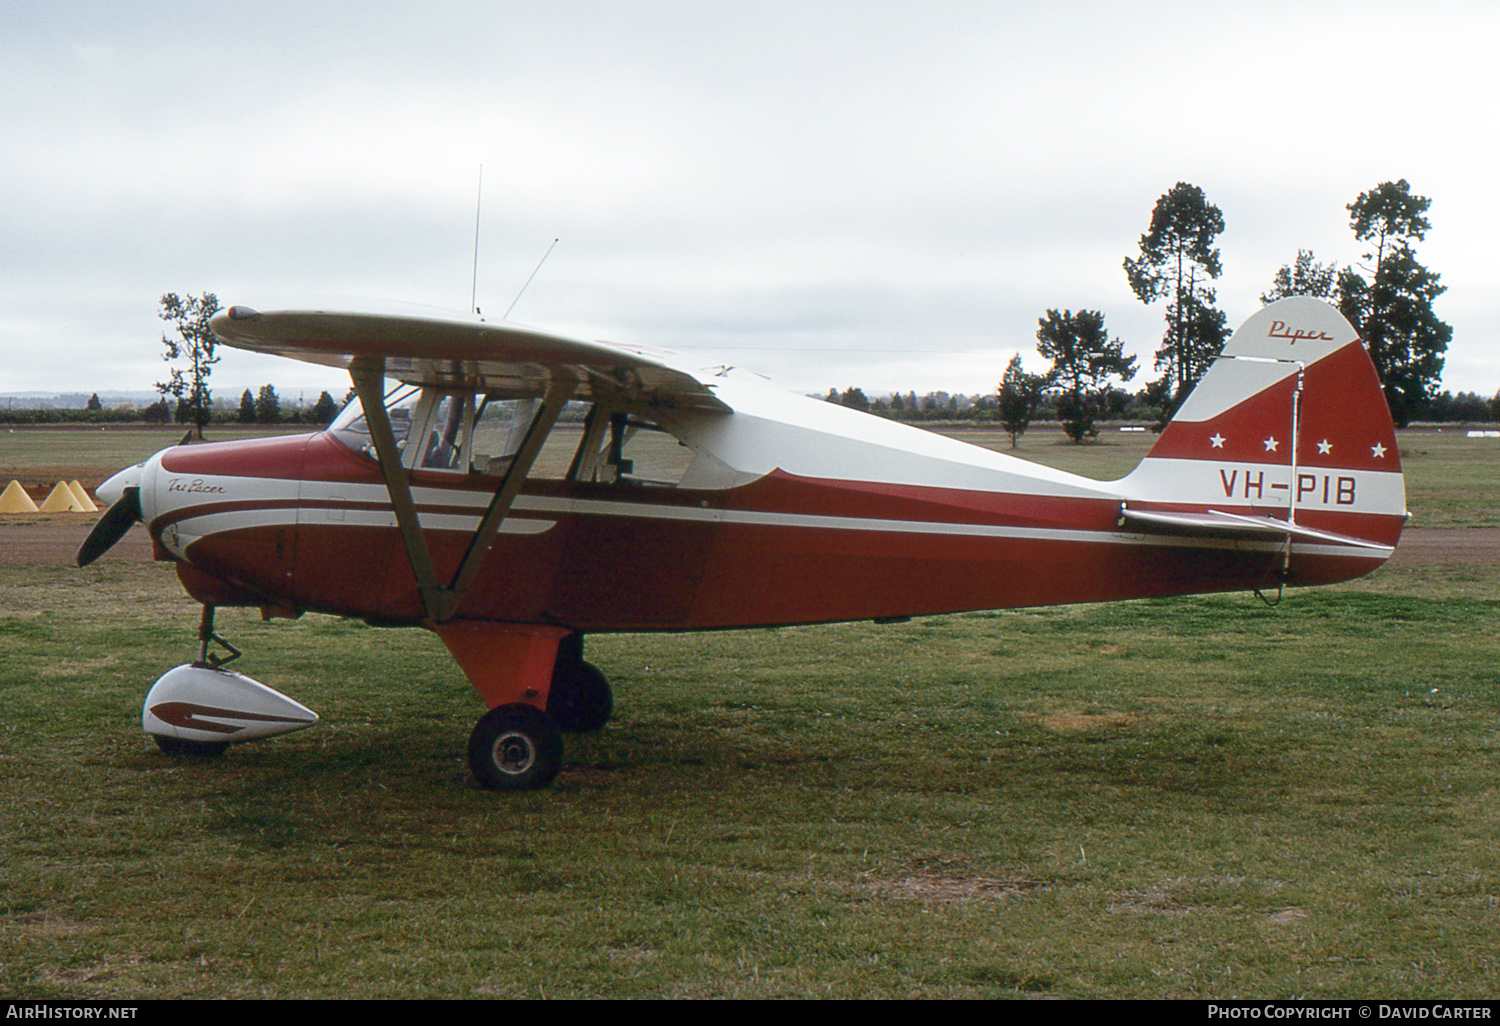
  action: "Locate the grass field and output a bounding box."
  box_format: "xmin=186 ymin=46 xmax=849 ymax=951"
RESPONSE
xmin=1 ymin=426 xmax=1497 ymax=998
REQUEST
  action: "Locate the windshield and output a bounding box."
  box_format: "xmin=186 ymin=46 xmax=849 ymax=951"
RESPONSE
xmin=327 ymin=385 xmax=419 ymax=461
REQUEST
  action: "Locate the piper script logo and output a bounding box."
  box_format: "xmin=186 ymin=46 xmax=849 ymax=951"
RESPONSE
xmin=1267 ymin=320 xmax=1335 ymax=345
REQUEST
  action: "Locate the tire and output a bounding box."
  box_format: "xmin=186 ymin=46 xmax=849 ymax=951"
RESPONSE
xmin=467 ymin=704 xmax=563 ymax=791
xmin=547 ymin=659 xmax=613 ymax=733
xmin=153 ymin=734 xmax=230 ymax=757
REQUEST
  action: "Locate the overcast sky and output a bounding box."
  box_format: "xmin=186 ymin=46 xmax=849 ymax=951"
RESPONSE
xmin=4 ymin=0 xmax=1496 ymax=403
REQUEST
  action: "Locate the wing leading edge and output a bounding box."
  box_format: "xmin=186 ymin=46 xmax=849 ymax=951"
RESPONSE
xmin=209 ymin=304 xmax=730 ymax=413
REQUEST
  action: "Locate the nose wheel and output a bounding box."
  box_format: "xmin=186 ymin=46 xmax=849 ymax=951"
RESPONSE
xmin=467 ymin=704 xmax=563 ymax=791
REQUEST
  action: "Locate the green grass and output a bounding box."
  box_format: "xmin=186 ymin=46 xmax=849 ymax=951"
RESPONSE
xmin=1 ymin=424 xmax=1497 ymax=998
xmin=2 ymin=557 xmax=1498 ymax=998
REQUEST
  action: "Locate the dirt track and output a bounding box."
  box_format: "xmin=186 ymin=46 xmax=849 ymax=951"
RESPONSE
xmin=2 ymin=517 xmax=1497 ymax=568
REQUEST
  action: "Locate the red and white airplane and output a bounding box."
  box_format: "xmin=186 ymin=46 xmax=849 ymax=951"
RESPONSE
xmin=79 ymin=296 xmax=1405 ymax=790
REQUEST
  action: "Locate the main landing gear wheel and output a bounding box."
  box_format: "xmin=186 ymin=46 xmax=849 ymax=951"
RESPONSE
xmin=467 ymin=704 xmax=564 ymax=791
xmin=547 ymin=659 xmax=613 ymax=733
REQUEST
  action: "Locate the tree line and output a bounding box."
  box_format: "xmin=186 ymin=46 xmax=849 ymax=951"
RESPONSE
xmin=831 ymin=179 xmax=1465 ymax=444
xmin=0 ymin=389 xmax=343 ymax=426
xmin=1035 ymin=179 xmax=1452 ymax=439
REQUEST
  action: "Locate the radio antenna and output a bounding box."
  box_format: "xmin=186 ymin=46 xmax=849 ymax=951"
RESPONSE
xmin=503 ymin=238 xmax=559 ymax=320
xmin=470 ymin=164 xmax=483 ymax=315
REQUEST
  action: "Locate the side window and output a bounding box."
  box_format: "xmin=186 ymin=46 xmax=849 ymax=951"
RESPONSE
xmin=567 ymin=406 xmax=694 ymax=487
xmin=409 ymin=392 xmax=473 ymax=472
xmin=469 ymin=397 xmax=587 ymax=479
xmin=470 ymin=398 xmax=538 ymax=477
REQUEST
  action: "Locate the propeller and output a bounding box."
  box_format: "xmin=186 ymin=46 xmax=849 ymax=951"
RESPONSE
xmin=77 ymin=486 xmax=143 ymax=567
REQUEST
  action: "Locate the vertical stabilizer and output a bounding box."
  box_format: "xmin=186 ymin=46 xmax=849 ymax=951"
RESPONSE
xmin=1120 ymin=298 xmax=1406 ymax=572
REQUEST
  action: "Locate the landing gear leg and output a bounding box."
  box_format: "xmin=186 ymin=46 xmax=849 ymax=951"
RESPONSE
xmin=430 ymin=622 xmax=575 ymax=791
xmin=193 ymin=604 xmax=241 ymax=669
xmin=152 ymin=604 xmax=237 ymax=757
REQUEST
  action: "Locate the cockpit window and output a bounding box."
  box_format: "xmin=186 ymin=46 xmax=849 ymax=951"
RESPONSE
xmin=328 ymin=385 xmax=698 ymax=486
xmin=328 ymin=385 xmax=420 ymax=461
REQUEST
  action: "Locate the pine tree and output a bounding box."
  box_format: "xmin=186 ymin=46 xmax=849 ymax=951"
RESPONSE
xmin=255 ymin=384 xmax=280 ymax=424
xmin=1262 ymin=249 xmax=1339 ymax=304
xmin=998 ymin=354 xmax=1047 ymax=448
xmin=1124 ymin=183 xmax=1228 ymax=419
xmin=1336 ymin=180 xmax=1451 ymax=427
xmin=311 ymin=391 xmax=339 ymax=424
xmin=1035 ymin=310 xmax=1136 ymax=443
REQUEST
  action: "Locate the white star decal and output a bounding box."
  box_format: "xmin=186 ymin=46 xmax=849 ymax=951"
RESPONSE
xmin=1317 ymin=439 xmax=1333 ymax=455
xmin=1209 ymin=433 xmax=1225 ymax=448
xmin=1371 ymin=443 xmax=1387 ymax=458
xmin=1263 ymin=436 xmax=1279 ymax=452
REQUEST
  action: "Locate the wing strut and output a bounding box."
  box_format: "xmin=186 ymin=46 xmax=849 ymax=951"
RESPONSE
xmin=438 ymin=376 xmax=575 ymax=621
xmin=349 ymin=358 xmax=576 ymax=624
xmin=351 ymin=357 xmax=443 ymax=621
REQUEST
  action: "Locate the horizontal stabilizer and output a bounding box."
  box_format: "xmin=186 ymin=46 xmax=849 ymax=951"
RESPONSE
xmin=1117 ymin=506 xmax=1393 ymax=551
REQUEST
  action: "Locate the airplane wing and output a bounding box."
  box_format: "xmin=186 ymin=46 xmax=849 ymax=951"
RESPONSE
xmin=209 ymin=303 xmax=730 ymax=413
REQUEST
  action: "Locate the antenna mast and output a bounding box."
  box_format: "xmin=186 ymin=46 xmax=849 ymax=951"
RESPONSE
xmin=470 ymin=164 xmax=483 ymax=314
xmin=503 ymin=238 xmax=559 ymax=320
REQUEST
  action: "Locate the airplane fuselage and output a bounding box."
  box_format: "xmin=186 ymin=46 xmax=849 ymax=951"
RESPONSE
xmin=138 ymin=379 xmax=1396 ymax=634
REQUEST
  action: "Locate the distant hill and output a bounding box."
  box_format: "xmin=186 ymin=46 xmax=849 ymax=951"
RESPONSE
xmin=0 ymin=391 xmax=162 ymax=410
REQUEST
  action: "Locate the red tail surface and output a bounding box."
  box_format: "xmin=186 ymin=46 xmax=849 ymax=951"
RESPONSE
xmin=1120 ymin=297 xmax=1406 ymax=583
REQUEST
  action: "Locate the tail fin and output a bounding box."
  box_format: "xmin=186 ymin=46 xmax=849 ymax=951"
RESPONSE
xmin=1120 ymin=297 xmax=1406 ymax=581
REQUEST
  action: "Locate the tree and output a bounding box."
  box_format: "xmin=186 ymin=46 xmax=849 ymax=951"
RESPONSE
xmin=311 ymin=390 xmax=339 ymax=424
xmin=238 ymin=389 xmax=256 ymax=423
xmin=998 ymin=353 xmax=1047 ymax=448
xmin=86 ymin=393 xmax=102 ymax=412
xmin=839 ymin=386 xmax=871 ymax=413
xmin=1124 ymin=183 xmax=1228 ymax=419
xmin=1336 ymin=180 xmax=1450 ymax=428
xmin=1035 ymin=309 xmax=1136 ymax=443
xmin=157 ymin=292 xmax=220 ymax=440
xmin=1262 ymin=249 xmax=1339 ymax=304
xmin=255 ymin=384 xmax=281 ymax=424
